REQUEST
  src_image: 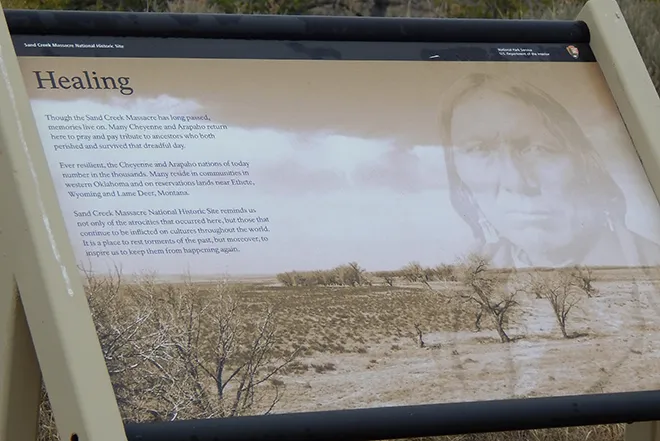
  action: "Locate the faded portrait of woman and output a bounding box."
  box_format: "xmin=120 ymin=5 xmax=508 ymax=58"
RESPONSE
xmin=438 ymin=72 xmax=660 ymax=269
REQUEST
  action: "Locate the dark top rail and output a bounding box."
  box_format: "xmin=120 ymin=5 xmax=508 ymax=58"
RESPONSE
xmin=124 ymin=390 xmax=660 ymax=441
xmin=3 ymin=9 xmax=590 ymax=43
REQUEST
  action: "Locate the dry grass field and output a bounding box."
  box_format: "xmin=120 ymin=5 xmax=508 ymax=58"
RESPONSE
xmin=224 ymin=265 xmax=660 ymax=414
xmin=38 ymin=257 xmax=660 ymax=441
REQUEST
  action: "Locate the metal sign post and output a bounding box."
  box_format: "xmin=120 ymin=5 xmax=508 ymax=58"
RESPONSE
xmin=0 ymin=5 xmax=127 ymax=441
xmin=577 ymin=1 xmax=660 ymax=439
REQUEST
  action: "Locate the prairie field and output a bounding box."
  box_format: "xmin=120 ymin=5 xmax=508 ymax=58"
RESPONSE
xmin=217 ymin=267 xmax=660 ymax=414
xmin=37 ymin=261 xmax=660 ymax=441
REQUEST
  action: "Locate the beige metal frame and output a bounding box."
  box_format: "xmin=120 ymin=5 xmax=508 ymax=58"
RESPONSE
xmin=577 ymin=0 xmax=660 ymax=440
xmin=0 ymin=4 xmax=128 ymax=441
xmin=627 ymin=423 xmax=660 ymax=441
xmin=0 ymin=0 xmax=657 ymax=440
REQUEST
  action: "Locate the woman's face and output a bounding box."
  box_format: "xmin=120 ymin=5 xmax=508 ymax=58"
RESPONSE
xmin=449 ymin=88 xmax=593 ymax=256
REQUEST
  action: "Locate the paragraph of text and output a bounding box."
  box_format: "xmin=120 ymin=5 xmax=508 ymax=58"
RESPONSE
xmin=46 ymin=112 xmax=229 ymax=152
xmin=61 ymin=160 xmax=254 ymax=199
xmin=75 ymin=206 xmax=271 ymax=257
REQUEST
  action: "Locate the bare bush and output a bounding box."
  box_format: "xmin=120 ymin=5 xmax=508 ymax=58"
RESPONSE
xmin=400 ymin=262 xmax=457 ymax=288
xmin=276 ymin=272 xmax=296 ymax=287
xmin=527 ymin=272 xmax=546 ymax=299
xmin=531 ymin=271 xmax=582 ymax=339
xmin=571 ymin=265 xmax=598 ymax=298
xmin=39 ymin=267 xmax=300 ymax=439
xmin=401 ymin=262 xmax=427 ymax=284
xmin=276 ymin=261 xmax=370 ymax=287
xmin=434 ymin=264 xmax=457 ymax=281
xmin=276 ymin=261 xmax=457 ymax=289
xmin=132 ymin=277 xmax=300 ymax=420
xmin=373 ymin=271 xmax=396 ymax=286
xmin=413 ymin=323 xmax=425 ymax=348
xmin=337 ymin=261 xmax=367 ymax=286
xmin=457 ymin=253 xmax=518 ymax=343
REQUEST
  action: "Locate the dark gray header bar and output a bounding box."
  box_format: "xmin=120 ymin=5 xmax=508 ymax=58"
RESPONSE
xmin=5 ymin=9 xmax=590 ymax=43
xmin=13 ymin=35 xmax=595 ymax=62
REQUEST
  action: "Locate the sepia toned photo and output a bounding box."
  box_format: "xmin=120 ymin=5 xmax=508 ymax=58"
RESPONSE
xmin=18 ymin=54 xmax=660 ymax=423
xmin=440 ymin=72 xmax=660 ymax=269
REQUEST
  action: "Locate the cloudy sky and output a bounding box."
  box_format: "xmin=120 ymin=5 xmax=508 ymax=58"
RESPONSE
xmin=31 ymin=95 xmax=473 ymax=277
xmin=22 ymin=58 xmax=660 ymax=278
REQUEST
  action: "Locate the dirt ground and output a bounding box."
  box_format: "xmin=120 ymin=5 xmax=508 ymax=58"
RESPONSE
xmin=231 ymin=267 xmax=660 ymax=414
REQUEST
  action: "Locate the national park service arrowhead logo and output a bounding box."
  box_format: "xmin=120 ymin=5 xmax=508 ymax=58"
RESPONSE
xmin=566 ymin=45 xmax=580 ymax=59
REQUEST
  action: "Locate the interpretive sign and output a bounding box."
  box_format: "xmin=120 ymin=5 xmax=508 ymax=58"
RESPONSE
xmin=13 ymin=28 xmax=660 ymax=412
xmin=2 ymin=1 xmax=660 ymax=440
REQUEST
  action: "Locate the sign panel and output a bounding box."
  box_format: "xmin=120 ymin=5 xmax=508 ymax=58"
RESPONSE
xmin=12 ymin=34 xmax=660 ymax=416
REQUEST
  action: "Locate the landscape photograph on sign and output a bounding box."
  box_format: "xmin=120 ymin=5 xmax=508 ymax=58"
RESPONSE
xmin=15 ymin=51 xmax=660 ymax=422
